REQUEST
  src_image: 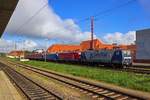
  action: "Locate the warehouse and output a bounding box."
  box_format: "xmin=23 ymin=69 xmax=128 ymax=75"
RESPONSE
xmin=47 ymin=39 xmax=136 ymax=54
xmin=136 ymin=28 xmax=150 ymax=63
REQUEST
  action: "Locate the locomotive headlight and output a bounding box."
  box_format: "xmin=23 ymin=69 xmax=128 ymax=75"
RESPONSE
xmin=124 ymin=59 xmax=129 ymax=62
xmin=124 ymin=59 xmax=131 ymax=65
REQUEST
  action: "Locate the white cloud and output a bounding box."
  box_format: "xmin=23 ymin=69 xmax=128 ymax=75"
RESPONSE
xmin=3 ymin=0 xmax=136 ymax=49
xmin=20 ymin=40 xmax=38 ymax=50
xmin=0 ymin=39 xmax=37 ymax=53
xmin=4 ymin=0 xmax=91 ymax=43
xmin=0 ymin=39 xmax=13 ymax=53
xmin=0 ymin=39 xmax=13 ymax=48
xmin=102 ymin=31 xmax=136 ymax=45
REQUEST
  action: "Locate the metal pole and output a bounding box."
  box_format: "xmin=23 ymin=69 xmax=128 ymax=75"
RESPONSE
xmin=45 ymin=49 xmax=46 ymax=62
xmin=45 ymin=39 xmax=48 ymax=62
xmin=23 ymin=40 xmax=25 ymax=59
xmin=14 ymin=40 xmax=16 ymax=51
xmin=90 ymin=16 xmax=94 ymax=50
xmin=15 ymin=41 xmax=17 ymax=50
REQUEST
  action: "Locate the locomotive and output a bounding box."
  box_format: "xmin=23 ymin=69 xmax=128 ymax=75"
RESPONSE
xmin=81 ymin=49 xmax=132 ymax=67
xmin=25 ymin=49 xmax=132 ymax=68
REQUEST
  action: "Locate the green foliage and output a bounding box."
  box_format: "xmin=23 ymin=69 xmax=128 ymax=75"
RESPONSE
xmin=0 ymin=53 xmax=6 ymax=57
xmin=22 ymin=60 xmax=150 ymax=92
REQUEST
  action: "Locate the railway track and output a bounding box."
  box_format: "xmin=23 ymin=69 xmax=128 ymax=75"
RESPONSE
xmin=2 ymin=60 xmax=149 ymax=100
xmin=2 ymin=57 xmax=150 ymax=74
xmin=125 ymin=67 xmax=150 ymax=74
xmin=0 ymin=62 xmax=62 ymax=100
xmin=48 ymin=61 xmax=150 ymax=74
xmin=59 ymin=62 xmax=150 ymax=74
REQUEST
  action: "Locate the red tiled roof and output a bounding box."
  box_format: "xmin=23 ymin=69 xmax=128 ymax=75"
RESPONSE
xmin=8 ymin=50 xmax=24 ymax=57
xmin=47 ymin=44 xmax=81 ymax=53
xmin=46 ymin=39 xmax=136 ymax=54
xmin=80 ymin=39 xmax=103 ymax=50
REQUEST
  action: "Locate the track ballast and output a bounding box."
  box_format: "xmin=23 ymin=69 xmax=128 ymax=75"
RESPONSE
xmin=0 ymin=62 xmax=62 ymax=100
xmin=4 ymin=60 xmax=149 ymax=100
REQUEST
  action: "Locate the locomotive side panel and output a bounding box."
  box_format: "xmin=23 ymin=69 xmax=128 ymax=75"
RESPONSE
xmin=46 ymin=54 xmax=59 ymax=61
xmin=81 ymin=50 xmax=114 ymax=64
xmin=58 ymin=52 xmax=80 ymax=61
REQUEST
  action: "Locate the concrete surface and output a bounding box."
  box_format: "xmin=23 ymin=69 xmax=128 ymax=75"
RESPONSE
xmin=0 ymin=71 xmax=23 ymax=100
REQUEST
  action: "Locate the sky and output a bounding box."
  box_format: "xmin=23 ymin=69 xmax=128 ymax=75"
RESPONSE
xmin=1 ymin=0 xmax=150 ymax=52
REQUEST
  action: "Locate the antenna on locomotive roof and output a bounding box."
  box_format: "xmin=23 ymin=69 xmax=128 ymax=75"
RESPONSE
xmin=90 ymin=16 xmax=94 ymax=50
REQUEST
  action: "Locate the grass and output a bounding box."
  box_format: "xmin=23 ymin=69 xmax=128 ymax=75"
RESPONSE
xmin=7 ymin=58 xmax=150 ymax=92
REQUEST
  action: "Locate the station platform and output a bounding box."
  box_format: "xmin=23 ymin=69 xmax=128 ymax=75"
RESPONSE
xmin=0 ymin=71 xmax=23 ymax=100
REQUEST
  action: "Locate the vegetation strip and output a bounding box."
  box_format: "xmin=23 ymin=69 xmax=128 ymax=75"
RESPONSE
xmin=6 ymin=58 xmax=150 ymax=92
xmin=4 ymin=59 xmax=150 ymax=98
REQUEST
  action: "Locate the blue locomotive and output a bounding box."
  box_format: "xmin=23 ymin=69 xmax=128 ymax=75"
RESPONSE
xmin=81 ymin=49 xmax=132 ymax=68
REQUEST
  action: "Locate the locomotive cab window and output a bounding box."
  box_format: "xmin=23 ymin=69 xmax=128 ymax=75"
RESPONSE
xmin=123 ymin=50 xmax=131 ymax=57
xmin=115 ymin=51 xmax=121 ymax=56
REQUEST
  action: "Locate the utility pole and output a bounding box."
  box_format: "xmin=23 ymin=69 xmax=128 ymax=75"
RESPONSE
xmin=90 ymin=16 xmax=94 ymax=50
xmin=14 ymin=41 xmax=16 ymax=51
xmin=45 ymin=39 xmax=48 ymax=62
xmin=15 ymin=41 xmax=17 ymax=50
xmin=23 ymin=40 xmax=25 ymax=59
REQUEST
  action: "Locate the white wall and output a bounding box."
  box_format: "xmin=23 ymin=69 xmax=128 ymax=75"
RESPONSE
xmin=136 ymin=29 xmax=150 ymax=60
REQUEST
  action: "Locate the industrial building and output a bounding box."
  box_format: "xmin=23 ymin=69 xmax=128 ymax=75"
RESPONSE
xmin=47 ymin=39 xmax=136 ymax=57
xmin=7 ymin=50 xmax=24 ymax=58
xmin=136 ymin=28 xmax=150 ymax=63
xmin=7 ymin=50 xmax=31 ymax=58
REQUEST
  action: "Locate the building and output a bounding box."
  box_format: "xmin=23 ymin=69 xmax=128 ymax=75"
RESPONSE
xmin=80 ymin=39 xmax=122 ymax=50
xmin=80 ymin=39 xmax=103 ymax=50
xmin=135 ymin=29 xmax=150 ymax=63
xmin=47 ymin=44 xmax=81 ymax=53
xmin=47 ymin=39 xmax=136 ymax=55
xmin=32 ymin=49 xmax=45 ymax=53
xmin=7 ymin=51 xmax=24 ymax=58
xmin=7 ymin=50 xmax=30 ymax=58
xmin=119 ymin=44 xmax=136 ymax=60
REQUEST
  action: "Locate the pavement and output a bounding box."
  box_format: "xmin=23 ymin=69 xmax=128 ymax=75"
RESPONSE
xmin=0 ymin=70 xmax=23 ymax=100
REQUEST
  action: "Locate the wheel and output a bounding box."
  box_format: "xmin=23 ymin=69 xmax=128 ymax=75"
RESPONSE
xmin=111 ymin=64 xmax=116 ymax=69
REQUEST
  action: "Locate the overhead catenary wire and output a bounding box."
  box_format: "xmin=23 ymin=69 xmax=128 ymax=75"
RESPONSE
xmin=78 ymin=0 xmax=137 ymax=23
xmin=15 ymin=2 xmax=49 ymax=34
xmin=94 ymin=0 xmax=136 ymax=19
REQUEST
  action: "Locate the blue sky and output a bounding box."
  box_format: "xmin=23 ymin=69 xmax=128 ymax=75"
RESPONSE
xmin=1 ymin=0 xmax=150 ymax=52
xmin=49 ymin=0 xmax=150 ymax=34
